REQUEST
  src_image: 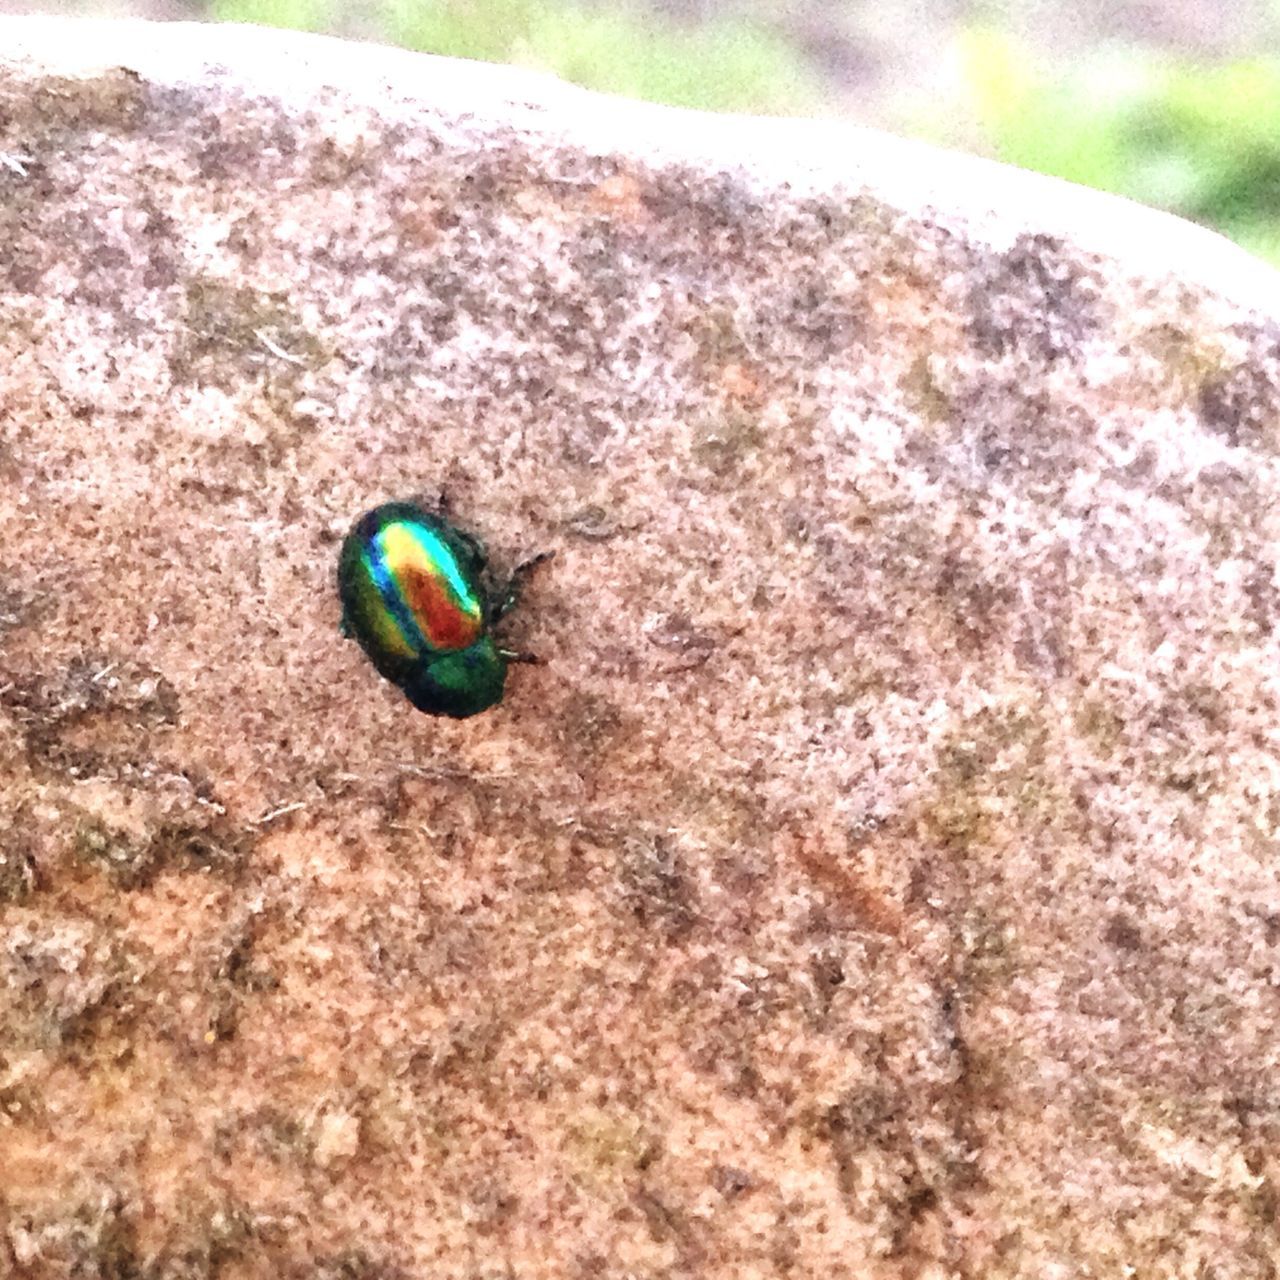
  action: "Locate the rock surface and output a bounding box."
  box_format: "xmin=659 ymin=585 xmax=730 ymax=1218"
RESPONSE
xmin=3 ymin=16 xmax=1280 ymax=1278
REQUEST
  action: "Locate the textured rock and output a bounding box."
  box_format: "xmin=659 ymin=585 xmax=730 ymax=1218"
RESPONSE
xmin=3 ymin=15 xmax=1280 ymax=1277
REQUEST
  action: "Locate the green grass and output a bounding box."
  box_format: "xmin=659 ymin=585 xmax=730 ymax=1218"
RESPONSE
xmin=211 ymin=0 xmax=821 ymax=116
xmin=957 ymin=29 xmax=1280 ymax=263
xmin=213 ymin=0 xmax=334 ymax=34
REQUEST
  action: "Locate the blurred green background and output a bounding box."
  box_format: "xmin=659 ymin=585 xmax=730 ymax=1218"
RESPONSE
xmin=18 ymin=0 xmax=1280 ymax=263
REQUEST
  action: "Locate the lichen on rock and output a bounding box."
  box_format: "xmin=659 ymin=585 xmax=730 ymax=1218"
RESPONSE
xmin=3 ymin=15 xmax=1280 ymax=1278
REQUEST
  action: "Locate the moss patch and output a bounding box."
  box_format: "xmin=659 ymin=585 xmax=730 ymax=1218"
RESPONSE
xmin=615 ymin=833 xmax=697 ymax=940
xmin=564 ymin=1106 xmax=658 ymax=1183
xmin=1075 ymin=698 xmax=1127 ymax=759
xmin=692 ymin=404 xmax=763 ymax=477
xmin=1 ymin=69 xmax=147 ymax=144
xmin=900 ymin=350 xmax=952 ymax=424
xmin=0 ymin=829 xmax=37 ymax=902
xmin=3 ymin=657 xmax=180 ymax=772
xmin=66 ymin=804 xmax=254 ymax=891
xmin=173 ymin=276 xmax=330 ymax=390
xmin=72 ymin=817 xmax=157 ymax=891
xmin=918 ymin=702 xmax=1064 ymax=855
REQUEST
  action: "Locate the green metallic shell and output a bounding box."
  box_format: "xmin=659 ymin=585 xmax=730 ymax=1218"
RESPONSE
xmin=402 ymin=640 xmax=508 ymax=719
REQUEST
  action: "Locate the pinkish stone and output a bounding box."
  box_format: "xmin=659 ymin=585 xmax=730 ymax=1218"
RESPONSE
xmin=2 ymin=16 xmax=1280 ymax=1277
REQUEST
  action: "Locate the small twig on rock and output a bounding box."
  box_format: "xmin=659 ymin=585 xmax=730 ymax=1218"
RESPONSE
xmin=253 ymin=801 xmax=306 ymax=826
xmin=254 ymin=328 xmax=306 ymax=365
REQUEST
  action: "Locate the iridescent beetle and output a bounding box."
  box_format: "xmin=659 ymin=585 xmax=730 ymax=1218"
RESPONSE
xmin=337 ymin=500 xmax=551 ymax=718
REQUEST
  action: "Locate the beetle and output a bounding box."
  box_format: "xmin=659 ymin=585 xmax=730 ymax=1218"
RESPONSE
xmin=337 ymin=500 xmax=551 ymax=718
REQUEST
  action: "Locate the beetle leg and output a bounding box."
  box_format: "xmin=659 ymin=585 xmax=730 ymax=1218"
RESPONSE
xmin=498 ymin=647 xmax=543 ymax=665
xmin=493 ymin=549 xmax=555 ymax=622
